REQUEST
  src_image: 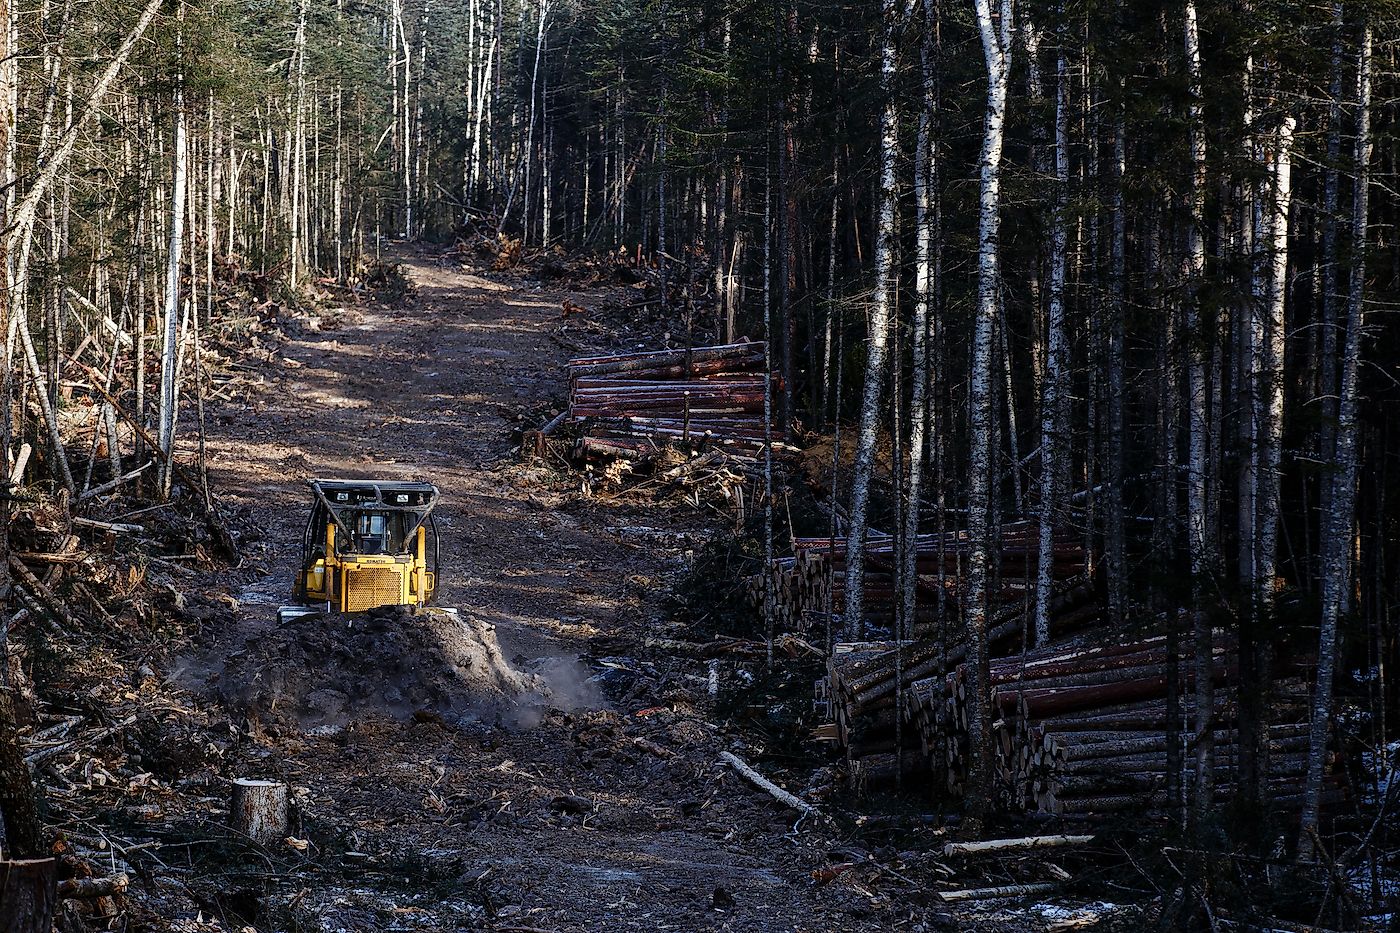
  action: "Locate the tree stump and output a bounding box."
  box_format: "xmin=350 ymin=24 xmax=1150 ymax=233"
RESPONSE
xmin=0 ymin=858 xmax=57 ymax=933
xmin=229 ymin=779 xmax=288 ymax=845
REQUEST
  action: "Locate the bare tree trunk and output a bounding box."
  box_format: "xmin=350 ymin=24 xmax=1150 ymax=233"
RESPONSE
xmin=288 ymin=0 xmax=308 ymax=286
xmin=899 ymin=0 xmax=939 ymax=636
xmin=1104 ymin=88 xmax=1126 ymax=629
xmin=1316 ymin=1 xmax=1344 ymax=532
xmin=967 ymin=0 xmax=1013 ymax=826
xmin=656 ymin=83 xmax=668 ymax=305
xmin=841 ymin=0 xmax=899 ymax=638
xmin=1183 ymin=0 xmax=1215 ymax=819
xmin=158 ymin=5 xmax=189 ymax=497
xmin=411 ymin=0 xmax=430 ymax=236
xmin=470 ymin=33 xmax=497 ymax=203
xmin=1301 ymin=15 xmax=1370 ymax=852
xmin=399 ymin=0 xmax=412 ymax=236
xmin=762 ymin=150 xmax=774 ymax=665
xmin=1246 ymin=109 xmax=1295 ymax=810
xmin=463 ymin=0 xmax=477 ymax=208
xmin=205 ymin=93 xmax=215 ymax=320
xmin=821 ymin=172 xmax=837 ymax=421
xmin=1035 ymin=17 xmax=1068 ymax=648
xmin=0 ymin=0 xmax=42 ymax=852
xmin=505 ymin=0 xmax=548 ymax=235
xmin=1148 ymin=198 xmax=1186 ymax=823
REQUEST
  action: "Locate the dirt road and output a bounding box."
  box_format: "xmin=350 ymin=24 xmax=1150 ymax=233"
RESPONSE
xmin=191 ymin=251 xmax=907 ymax=932
xmin=204 ymin=253 xmax=661 ymax=660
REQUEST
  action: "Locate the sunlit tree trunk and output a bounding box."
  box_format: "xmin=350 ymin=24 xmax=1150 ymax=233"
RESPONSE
xmin=1246 ymin=109 xmax=1294 ymax=808
xmin=0 ymin=0 xmax=41 ymax=859
xmin=158 ymin=3 xmax=189 ymax=497
xmin=898 ymin=0 xmax=939 ymax=636
xmin=967 ymin=0 xmax=1013 ymax=826
xmin=841 ymin=0 xmax=899 ymax=639
xmin=289 ymin=0 xmax=308 ymax=286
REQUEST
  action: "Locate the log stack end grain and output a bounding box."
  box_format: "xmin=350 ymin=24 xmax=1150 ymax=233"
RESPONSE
xmin=813 ymin=589 xmax=1348 ymax=820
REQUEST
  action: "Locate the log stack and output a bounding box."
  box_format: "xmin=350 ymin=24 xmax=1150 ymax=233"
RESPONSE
xmin=566 ymin=342 xmax=785 ymax=459
xmin=817 ymin=577 xmax=1102 ymax=784
xmin=1023 ymin=719 xmax=1337 ymax=817
xmin=899 ymin=631 xmax=1346 ymax=818
xmin=751 ymin=522 xmax=1090 ymax=637
xmin=788 ymin=522 xmax=1349 ymax=820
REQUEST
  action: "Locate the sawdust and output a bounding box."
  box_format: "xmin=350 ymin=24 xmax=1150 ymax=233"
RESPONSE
xmin=215 ymin=605 xmax=555 ymax=729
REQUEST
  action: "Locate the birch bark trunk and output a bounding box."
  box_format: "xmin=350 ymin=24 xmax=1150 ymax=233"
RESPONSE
xmin=841 ymin=0 xmax=899 ymax=638
xmin=899 ymin=0 xmax=939 ymax=636
xmin=1247 ymin=110 xmax=1295 ymax=808
xmin=289 ymin=0 xmax=308 ymax=286
xmin=158 ymin=7 xmax=189 ymax=497
xmin=1183 ymin=0 xmax=1215 ymax=817
xmin=0 ymin=0 xmax=42 ymax=860
xmin=967 ymin=0 xmax=1013 ymax=824
xmin=1035 ymin=17 xmax=1068 ymax=648
xmin=1302 ymin=16 xmax=1370 ymax=852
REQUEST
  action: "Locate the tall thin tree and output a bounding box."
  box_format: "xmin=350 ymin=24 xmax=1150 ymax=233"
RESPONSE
xmin=967 ymin=0 xmax=1014 ymax=825
xmin=842 ymin=0 xmax=900 ymax=638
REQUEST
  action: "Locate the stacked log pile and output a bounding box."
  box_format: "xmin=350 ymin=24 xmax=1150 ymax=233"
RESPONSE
xmin=817 ymin=578 xmax=1101 ymax=776
xmin=901 ymin=632 xmax=1346 ymax=818
xmin=751 ymin=522 xmax=1090 ymax=635
xmin=566 ymin=342 xmax=785 ymax=459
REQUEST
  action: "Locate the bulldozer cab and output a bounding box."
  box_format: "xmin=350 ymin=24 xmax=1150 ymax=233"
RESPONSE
xmin=289 ymin=478 xmax=441 ymax=616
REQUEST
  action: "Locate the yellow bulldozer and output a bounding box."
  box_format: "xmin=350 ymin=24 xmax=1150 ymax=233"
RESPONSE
xmin=278 ymin=478 xmax=440 ymax=623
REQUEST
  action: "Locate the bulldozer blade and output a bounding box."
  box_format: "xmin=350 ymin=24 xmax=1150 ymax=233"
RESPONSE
xmin=277 ymin=604 xmax=320 ymax=624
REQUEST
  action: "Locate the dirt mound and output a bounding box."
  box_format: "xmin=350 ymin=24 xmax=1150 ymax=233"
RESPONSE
xmin=216 ymin=606 xmax=554 ymax=729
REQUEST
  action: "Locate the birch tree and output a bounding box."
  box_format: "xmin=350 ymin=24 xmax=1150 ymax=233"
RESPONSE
xmin=289 ymin=0 xmax=310 ymax=286
xmin=1182 ymin=0 xmax=1215 ymax=817
xmin=966 ymin=0 xmax=1013 ymax=824
xmin=842 ymin=0 xmax=899 ymax=638
xmin=0 ymin=0 xmax=44 ymax=861
xmin=158 ymin=3 xmax=190 ymax=497
xmin=1035 ymin=9 xmax=1068 ymax=648
xmin=1301 ymin=14 xmax=1370 ymax=853
xmin=1245 ymin=106 xmax=1294 ymax=805
xmin=899 ymin=0 xmax=939 ymax=635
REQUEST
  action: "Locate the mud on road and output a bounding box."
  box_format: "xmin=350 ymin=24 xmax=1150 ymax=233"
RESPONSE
xmin=178 ymin=250 xmax=935 ymax=932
